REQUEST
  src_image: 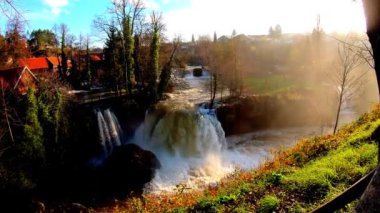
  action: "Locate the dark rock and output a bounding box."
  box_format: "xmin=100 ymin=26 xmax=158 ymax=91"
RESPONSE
xmin=102 ymin=143 xmax=161 ymax=197
xmin=217 ymin=95 xmax=334 ymax=136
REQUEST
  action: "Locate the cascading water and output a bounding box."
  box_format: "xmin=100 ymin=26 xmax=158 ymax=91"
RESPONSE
xmin=96 ymin=108 xmax=123 ymax=157
xmin=132 ymin=101 xmax=263 ymax=192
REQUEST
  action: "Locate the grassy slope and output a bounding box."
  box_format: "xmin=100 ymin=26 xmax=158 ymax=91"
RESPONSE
xmin=243 ymin=75 xmax=312 ymax=95
xmin=98 ymin=105 xmax=380 ymax=213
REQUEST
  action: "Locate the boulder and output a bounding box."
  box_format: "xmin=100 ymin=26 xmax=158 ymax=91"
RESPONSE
xmin=102 ymin=144 xmax=161 ymax=197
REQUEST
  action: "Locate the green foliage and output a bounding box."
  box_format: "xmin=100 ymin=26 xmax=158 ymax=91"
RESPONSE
xmin=28 ymin=29 xmax=57 ymax=56
xmin=104 ymin=26 xmax=124 ymax=91
xmin=193 ymin=68 xmax=203 ymax=77
xmin=123 ymin=16 xmax=135 ymax=94
xmin=258 ymin=195 xmax=280 ymax=213
xmin=217 ymin=194 xmax=237 ymax=205
xmin=148 ymin=28 xmax=160 ymax=102
xmin=268 ymin=172 xmax=283 ymax=186
xmin=192 ymin=197 xmax=218 ymax=212
xmin=21 ymin=88 xmax=45 ymax=165
xmin=283 ymin=143 xmax=377 ymax=202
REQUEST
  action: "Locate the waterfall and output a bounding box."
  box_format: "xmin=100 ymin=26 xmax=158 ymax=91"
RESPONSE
xmin=135 ymin=102 xmax=226 ymax=158
xmin=133 ymin=101 xmax=232 ymax=191
xmin=96 ymin=108 xmax=123 ymax=157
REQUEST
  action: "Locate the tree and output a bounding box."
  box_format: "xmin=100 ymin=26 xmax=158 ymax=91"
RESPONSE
xmin=85 ymin=36 xmax=91 ymax=83
xmin=269 ymin=24 xmax=282 ymax=39
xmin=123 ymin=16 xmax=134 ymax=94
xmin=330 ymin=39 xmax=364 ymax=134
xmin=20 ymin=88 xmax=45 ymax=169
xmin=213 ymin=31 xmax=217 ymax=43
xmin=103 ymin=25 xmax=124 ymax=92
xmin=109 ymin=0 xmax=145 ymax=95
xmin=3 ymin=16 xmax=30 ymax=64
xmin=232 ymin=29 xmax=237 ymax=38
xmin=0 ymin=0 xmax=21 ymax=18
xmin=157 ymin=37 xmax=180 ymax=99
xmin=147 ymin=11 xmax=163 ymax=102
xmin=58 ymin=24 xmax=69 ymax=79
xmin=133 ymin=34 xmax=142 ymax=88
xmin=28 ymin=29 xmax=57 ymax=56
xmin=191 ymin=34 xmax=195 ymax=43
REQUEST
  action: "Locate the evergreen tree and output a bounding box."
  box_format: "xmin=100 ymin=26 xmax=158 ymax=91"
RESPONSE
xmin=213 ymin=31 xmax=217 ymax=43
xmin=104 ymin=26 xmax=123 ymax=92
xmin=85 ymin=37 xmax=91 ymax=83
xmin=59 ymin=24 xmax=68 ymax=78
xmin=21 ymin=88 xmax=45 ymax=167
xmin=232 ymin=29 xmax=237 ymax=37
xmin=191 ymin=34 xmax=195 ymax=43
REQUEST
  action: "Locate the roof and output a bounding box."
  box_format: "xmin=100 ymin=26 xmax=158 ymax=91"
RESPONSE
xmin=47 ymin=56 xmax=72 ymax=68
xmin=18 ymin=57 xmax=49 ymax=70
xmin=90 ymin=54 xmax=102 ymax=62
xmin=47 ymin=56 xmax=61 ymax=66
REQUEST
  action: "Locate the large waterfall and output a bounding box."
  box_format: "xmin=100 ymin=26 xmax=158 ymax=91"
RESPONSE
xmin=132 ymin=101 xmax=258 ymax=192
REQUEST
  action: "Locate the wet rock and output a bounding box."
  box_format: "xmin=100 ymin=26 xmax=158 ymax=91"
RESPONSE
xmin=103 ymin=143 xmax=161 ymax=197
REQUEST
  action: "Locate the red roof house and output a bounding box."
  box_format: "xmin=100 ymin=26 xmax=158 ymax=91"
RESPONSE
xmin=17 ymin=57 xmax=49 ymax=71
xmin=0 ymin=66 xmax=38 ymax=94
xmin=47 ymin=56 xmax=72 ymax=73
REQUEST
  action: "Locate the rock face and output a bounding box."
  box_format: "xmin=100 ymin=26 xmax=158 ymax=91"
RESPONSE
xmin=217 ymin=95 xmax=334 ymax=136
xmin=102 ymin=143 xmax=161 ymax=197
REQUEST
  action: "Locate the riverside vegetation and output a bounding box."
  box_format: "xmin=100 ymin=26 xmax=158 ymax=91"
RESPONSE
xmin=97 ymin=104 xmax=380 ymax=212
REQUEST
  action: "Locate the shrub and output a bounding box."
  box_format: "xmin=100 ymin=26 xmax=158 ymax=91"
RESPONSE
xmin=193 ymin=68 xmax=203 ymax=77
xmin=218 ymin=194 xmax=237 ymax=205
xmin=258 ymin=195 xmax=280 ymax=213
xmin=192 ymin=197 xmax=218 ymax=212
xmin=268 ymin=172 xmax=283 ymax=186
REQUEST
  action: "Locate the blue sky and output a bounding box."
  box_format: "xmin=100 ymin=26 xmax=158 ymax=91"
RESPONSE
xmin=0 ymin=0 xmax=367 ymax=46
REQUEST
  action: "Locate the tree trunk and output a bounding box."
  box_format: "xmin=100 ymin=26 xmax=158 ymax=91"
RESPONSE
xmin=356 ymin=0 xmax=380 ymax=212
xmin=333 ymin=91 xmax=344 ymax=134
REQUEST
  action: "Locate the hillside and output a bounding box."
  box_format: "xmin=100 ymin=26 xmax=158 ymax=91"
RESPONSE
xmin=97 ymin=104 xmax=380 ymax=213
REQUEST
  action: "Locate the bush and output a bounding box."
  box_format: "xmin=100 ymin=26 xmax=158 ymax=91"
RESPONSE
xmin=218 ymin=194 xmax=237 ymax=205
xmin=258 ymin=195 xmax=280 ymax=213
xmin=193 ymin=68 xmax=203 ymax=77
xmin=192 ymin=197 xmax=218 ymax=212
xmin=268 ymin=172 xmax=283 ymax=186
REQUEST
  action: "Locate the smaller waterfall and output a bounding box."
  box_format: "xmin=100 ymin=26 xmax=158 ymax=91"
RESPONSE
xmin=96 ymin=108 xmax=124 ymax=157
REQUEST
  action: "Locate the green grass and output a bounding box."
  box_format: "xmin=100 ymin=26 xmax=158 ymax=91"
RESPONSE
xmin=243 ymin=75 xmax=311 ymax=95
xmin=258 ymin=195 xmax=281 ymax=213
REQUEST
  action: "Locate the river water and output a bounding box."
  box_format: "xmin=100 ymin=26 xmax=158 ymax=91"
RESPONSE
xmin=128 ymin=68 xmax=358 ymax=193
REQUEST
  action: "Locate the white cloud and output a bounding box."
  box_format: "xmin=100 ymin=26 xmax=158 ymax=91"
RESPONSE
xmin=163 ymin=0 xmax=366 ymax=41
xmin=43 ymin=0 xmax=69 ymax=16
xmin=145 ymin=0 xmax=161 ymax=11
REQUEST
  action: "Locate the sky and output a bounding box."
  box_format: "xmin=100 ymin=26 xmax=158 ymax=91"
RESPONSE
xmin=0 ymin=0 xmax=367 ymax=46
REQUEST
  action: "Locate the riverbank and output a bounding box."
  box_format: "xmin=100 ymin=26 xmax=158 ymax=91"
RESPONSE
xmin=96 ymin=104 xmax=380 ymax=212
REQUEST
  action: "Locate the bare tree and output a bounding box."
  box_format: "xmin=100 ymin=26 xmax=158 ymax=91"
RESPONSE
xmin=0 ymin=0 xmax=21 ymax=18
xmin=330 ymin=38 xmax=365 ymax=134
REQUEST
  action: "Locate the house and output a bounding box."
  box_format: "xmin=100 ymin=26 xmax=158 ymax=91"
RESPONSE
xmin=17 ymin=57 xmax=50 ymax=74
xmin=46 ymin=56 xmax=72 ymax=73
xmin=0 ymin=66 xmax=38 ymax=94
